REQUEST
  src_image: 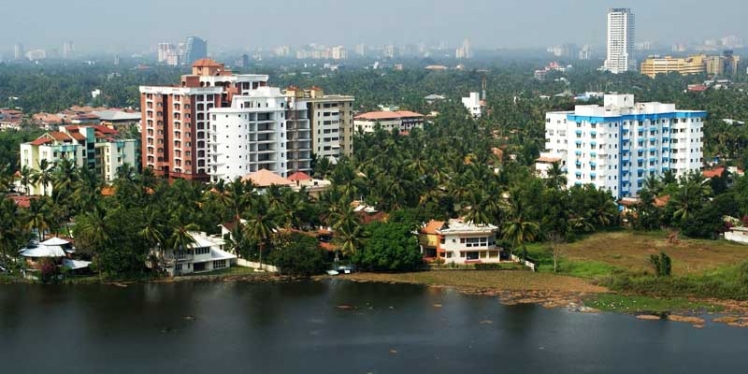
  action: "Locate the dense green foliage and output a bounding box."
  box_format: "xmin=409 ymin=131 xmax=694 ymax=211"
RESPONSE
xmin=353 ymin=220 xmax=423 ymax=272
xmin=269 ymin=232 xmax=328 ymax=276
xmin=649 ymin=252 xmax=672 ymax=277
xmin=599 ymin=260 xmax=748 ymax=301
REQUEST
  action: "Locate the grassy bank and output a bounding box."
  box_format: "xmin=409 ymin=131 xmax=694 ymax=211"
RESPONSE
xmin=585 ymin=294 xmax=721 ymax=314
xmin=342 ymin=270 xmax=607 ymax=293
xmin=523 ymin=231 xmax=748 ymax=304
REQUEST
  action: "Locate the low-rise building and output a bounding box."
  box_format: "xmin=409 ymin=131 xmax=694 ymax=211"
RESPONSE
xmin=156 ymin=231 xmax=237 ymax=276
xmin=419 ymin=219 xmax=502 ymax=265
xmin=354 ymin=110 xmax=424 ymax=134
xmin=20 ymin=125 xmax=138 ymax=195
xmin=640 ymin=55 xmax=708 ymax=78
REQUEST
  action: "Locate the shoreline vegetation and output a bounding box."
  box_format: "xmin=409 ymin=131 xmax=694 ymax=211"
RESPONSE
xmin=8 ymin=231 xmax=748 ymax=329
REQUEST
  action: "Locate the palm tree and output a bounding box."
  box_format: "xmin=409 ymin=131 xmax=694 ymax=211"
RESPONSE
xmin=334 ymin=219 xmax=366 ymax=261
xmin=74 ymin=206 xmax=111 ymax=279
xmin=140 ymin=208 xmax=166 ymax=254
xmin=546 ymin=162 xmax=567 ymax=190
xmin=0 ymin=199 xmax=27 ymax=268
xmin=24 ymin=197 xmax=52 ymax=240
xmin=672 ymin=173 xmax=712 ymax=222
xmin=242 ymin=197 xmax=279 ymax=270
xmin=19 ymin=166 xmax=33 ymax=196
xmin=502 ymin=198 xmax=540 ymax=261
xmin=33 ymin=159 xmax=55 ymax=196
xmin=167 ymin=225 xmax=197 ymax=276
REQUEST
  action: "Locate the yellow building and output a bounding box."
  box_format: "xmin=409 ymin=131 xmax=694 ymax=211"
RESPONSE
xmin=640 ymin=55 xmax=707 ymax=78
xmin=705 ymin=54 xmax=741 ymax=76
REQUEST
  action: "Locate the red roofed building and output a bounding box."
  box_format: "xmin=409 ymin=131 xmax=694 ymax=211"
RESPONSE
xmin=354 ymin=110 xmax=425 ymax=134
xmin=20 ymin=125 xmax=138 ymax=195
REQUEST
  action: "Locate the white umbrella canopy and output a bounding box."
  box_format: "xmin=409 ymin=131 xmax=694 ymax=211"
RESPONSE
xmin=41 ymin=237 xmax=70 ymax=246
xmin=19 ymin=244 xmax=67 ymax=258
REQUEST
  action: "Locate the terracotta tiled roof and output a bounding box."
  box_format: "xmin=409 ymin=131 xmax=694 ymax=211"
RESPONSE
xmin=101 ymin=186 xmax=116 ymax=197
xmin=30 ymin=138 xmax=53 ymax=146
xmin=8 ymin=195 xmax=35 ymax=209
xmin=287 ymin=171 xmax=312 ymax=182
xmin=703 ymin=167 xmax=726 ymax=178
xmin=537 ymin=156 xmax=562 ymax=163
xmin=242 ymin=169 xmax=294 ymax=187
xmin=421 ymin=220 xmax=445 ymax=235
xmin=49 ymin=131 xmax=73 ymax=141
xmin=192 ymin=58 xmax=223 ymax=68
xmin=355 ymin=111 xmax=425 ymax=121
xmin=68 ymin=132 xmax=86 ymax=141
xmin=654 ymin=195 xmax=670 ymax=208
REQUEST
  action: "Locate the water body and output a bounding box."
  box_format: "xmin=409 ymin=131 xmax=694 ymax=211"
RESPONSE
xmin=0 ymin=280 xmax=746 ymax=374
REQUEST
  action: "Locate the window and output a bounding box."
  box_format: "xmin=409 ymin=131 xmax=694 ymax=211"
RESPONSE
xmin=213 ymin=260 xmax=227 ymax=269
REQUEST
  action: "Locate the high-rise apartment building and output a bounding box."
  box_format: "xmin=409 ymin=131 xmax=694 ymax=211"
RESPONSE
xmin=139 ymin=59 xmax=313 ymax=183
xmin=62 ymin=41 xmax=74 ymax=59
xmin=14 ymin=43 xmax=24 ymax=60
xmin=540 ymin=94 xmax=705 ymax=199
xmin=286 ymin=87 xmax=355 ymax=161
xmin=158 ymin=43 xmax=176 ymax=63
xmin=603 ymin=8 xmax=636 ymax=74
xmin=183 ymin=36 xmax=208 ymax=65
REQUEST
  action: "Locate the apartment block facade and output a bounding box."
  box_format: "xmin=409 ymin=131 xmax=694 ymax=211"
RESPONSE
xmin=541 ymin=94 xmax=705 ymax=199
xmin=139 ymin=59 xmax=313 ymax=183
xmin=286 ymin=87 xmax=355 ymax=161
xmin=20 ymin=125 xmax=138 ymax=195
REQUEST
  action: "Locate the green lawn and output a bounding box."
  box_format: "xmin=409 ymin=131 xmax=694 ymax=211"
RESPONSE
xmin=585 ymin=293 xmax=721 ymax=314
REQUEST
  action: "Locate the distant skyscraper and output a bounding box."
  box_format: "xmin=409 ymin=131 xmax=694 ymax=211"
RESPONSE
xmin=158 ymin=43 xmax=175 ymax=63
xmin=62 ymin=41 xmax=74 ymax=59
xmin=183 ymin=36 xmax=208 ymax=65
xmin=354 ymin=44 xmax=366 ymax=57
xmin=603 ymin=8 xmax=636 ymax=74
xmin=114 ymin=54 xmax=120 ymax=66
xmin=14 ymin=43 xmax=24 ymax=60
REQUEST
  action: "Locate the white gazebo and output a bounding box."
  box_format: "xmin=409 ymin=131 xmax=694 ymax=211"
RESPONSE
xmin=19 ymin=237 xmax=75 ymax=259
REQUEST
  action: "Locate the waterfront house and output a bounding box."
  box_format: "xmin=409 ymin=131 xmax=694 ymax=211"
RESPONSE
xmin=155 ymin=231 xmax=237 ymax=276
xmin=419 ymin=219 xmax=502 ymax=265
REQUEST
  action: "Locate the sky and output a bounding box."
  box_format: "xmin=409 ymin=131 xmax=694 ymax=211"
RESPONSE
xmin=2 ymin=0 xmax=745 ymax=53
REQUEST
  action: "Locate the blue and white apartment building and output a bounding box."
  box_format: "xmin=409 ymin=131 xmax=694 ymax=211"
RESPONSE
xmin=538 ymin=94 xmax=705 ymax=199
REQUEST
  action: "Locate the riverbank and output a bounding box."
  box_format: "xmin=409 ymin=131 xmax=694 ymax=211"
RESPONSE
xmin=333 ymin=270 xmax=748 ymax=328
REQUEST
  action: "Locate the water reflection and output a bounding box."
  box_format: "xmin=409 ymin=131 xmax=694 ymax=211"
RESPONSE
xmin=0 ymin=280 xmax=747 ymax=374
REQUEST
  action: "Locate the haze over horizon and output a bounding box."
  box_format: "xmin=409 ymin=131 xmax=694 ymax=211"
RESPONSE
xmin=2 ymin=0 xmax=746 ymax=53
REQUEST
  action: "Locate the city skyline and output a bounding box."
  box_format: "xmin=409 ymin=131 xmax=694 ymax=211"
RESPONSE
xmin=1 ymin=0 xmax=747 ymax=53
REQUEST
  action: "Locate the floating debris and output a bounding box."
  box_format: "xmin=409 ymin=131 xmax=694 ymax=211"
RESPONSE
xmin=636 ymin=315 xmax=661 ymax=321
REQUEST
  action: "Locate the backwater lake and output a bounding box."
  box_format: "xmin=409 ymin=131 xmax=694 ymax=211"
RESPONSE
xmin=1 ymin=280 xmax=746 ymax=373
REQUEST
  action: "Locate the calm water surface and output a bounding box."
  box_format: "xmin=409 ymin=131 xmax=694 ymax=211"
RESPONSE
xmin=1 ymin=280 xmax=746 ymax=373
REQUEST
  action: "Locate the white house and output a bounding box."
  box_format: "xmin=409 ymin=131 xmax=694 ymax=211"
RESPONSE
xmin=157 ymin=231 xmax=237 ymax=276
xmin=419 ymin=219 xmax=502 ymax=265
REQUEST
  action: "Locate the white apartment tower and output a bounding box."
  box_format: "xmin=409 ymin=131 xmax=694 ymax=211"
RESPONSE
xmin=541 ymin=94 xmax=705 ymax=199
xmin=604 ymin=8 xmax=636 ymax=74
xmin=209 ymin=87 xmax=311 ymax=183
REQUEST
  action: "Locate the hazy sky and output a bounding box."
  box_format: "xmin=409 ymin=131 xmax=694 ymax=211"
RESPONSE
xmin=2 ymin=0 xmax=745 ymax=52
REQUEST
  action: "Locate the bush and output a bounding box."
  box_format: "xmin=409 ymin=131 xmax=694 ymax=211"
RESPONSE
xmin=269 ymin=233 xmax=328 ymax=276
xmin=353 ymin=221 xmax=424 ymax=272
